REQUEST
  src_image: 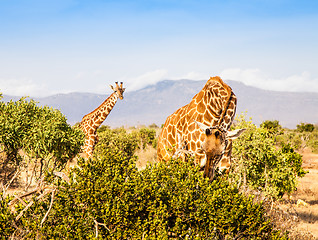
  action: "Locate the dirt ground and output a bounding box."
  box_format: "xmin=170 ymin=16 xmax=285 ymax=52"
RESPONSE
xmin=282 ymin=148 xmax=318 ymax=239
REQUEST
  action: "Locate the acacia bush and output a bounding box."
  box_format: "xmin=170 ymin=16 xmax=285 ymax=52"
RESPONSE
xmin=260 ymin=120 xmax=282 ymax=134
xmin=296 ymin=122 xmax=315 ymax=132
xmin=0 ymin=97 xmax=84 ymax=185
xmin=132 ymin=127 xmax=157 ymax=149
xmin=10 ymin=150 xmax=285 ymax=239
xmin=0 ymin=194 xmax=15 ymax=238
xmin=231 ymin=114 xmax=306 ymax=198
xmin=275 ymin=124 xmax=318 ymax=153
xmin=307 ymin=131 xmax=318 ymax=153
xmin=96 ymin=126 xmax=157 ymax=156
xmin=95 ymin=127 xmax=139 ymax=157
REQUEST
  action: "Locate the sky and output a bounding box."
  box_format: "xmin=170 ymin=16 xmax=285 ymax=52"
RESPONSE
xmin=0 ymin=0 xmax=318 ymax=97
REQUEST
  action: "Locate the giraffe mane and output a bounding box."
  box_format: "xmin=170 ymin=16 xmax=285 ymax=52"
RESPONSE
xmin=81 ymin=93 xmax=116 ymax=120
xmin=206 ymin=76 xmax=233 ymax=127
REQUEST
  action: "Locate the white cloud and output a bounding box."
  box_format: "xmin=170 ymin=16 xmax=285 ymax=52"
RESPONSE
xmin=119 ymin=70 xmax=213 ymax=92
xmin=121 ymin=69 xmax=168 ymax=91
xmin=0 ymin=78 xmax=51 ymax=97
xmin=220 ymin=68 xmax=318 ymax=93
xmin=2 ymin=69 xmax=318 ymax=98
xmin=171 ymin=71 xmax=209 ymax=81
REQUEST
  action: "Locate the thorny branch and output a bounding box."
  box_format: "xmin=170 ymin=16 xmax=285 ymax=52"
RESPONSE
xmin=94 ymin=219 xmax=110 ymax=238
xmin=53 ymin=171 xmax=70 ymax=184
xmin=7 ymin=171 xmax=70 ymax=223
xmin=1 ymin=168 xmax=21 ymax=197
xmin=14 ymin=188 xmax=56 ymax=221
xmin=8 ymin=175 xmax=46 ymax=212
xmin=41 ymin=188 xmax=56 ymax=227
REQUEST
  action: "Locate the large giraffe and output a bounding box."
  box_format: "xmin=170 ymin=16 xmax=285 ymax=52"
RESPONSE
xmin=157 ymin=76 xmax=245 ymax=180
xmin=79 ymin=82 xmax=125 ymax=158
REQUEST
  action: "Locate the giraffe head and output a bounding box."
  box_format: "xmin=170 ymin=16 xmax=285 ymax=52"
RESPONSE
xmin=194 ymin=120 xmax=246 ymax=180
xmin=110 ymin=82 xmax=125 ymax=100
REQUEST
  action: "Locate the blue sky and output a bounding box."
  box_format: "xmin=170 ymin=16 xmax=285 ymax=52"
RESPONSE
xmin=1 ymin=0 xmax=318 ymax=96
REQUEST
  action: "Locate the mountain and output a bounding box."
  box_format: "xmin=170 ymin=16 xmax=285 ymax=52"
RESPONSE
xmin=2 ymin=80 xmax=318 ymax=128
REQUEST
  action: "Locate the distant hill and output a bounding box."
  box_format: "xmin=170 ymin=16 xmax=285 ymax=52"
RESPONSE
xmin=2 ymin=79 xmax=318 ymax=128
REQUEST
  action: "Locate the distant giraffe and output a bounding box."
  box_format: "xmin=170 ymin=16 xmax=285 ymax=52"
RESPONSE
xmin=79 ymin=82 xmax=125 ymax=158
xmin=157 ymin=76 xmax=245 ymax=180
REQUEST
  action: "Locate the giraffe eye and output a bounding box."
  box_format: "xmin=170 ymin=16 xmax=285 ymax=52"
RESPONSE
xmin=215 ymin=131 xmax=220 ymax=137
xmin=205 ymin=128 xmax=211 ymax=135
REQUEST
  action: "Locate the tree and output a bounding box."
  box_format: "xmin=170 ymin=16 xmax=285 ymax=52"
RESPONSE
xmin=296 ymin=122 xmax=315 ymax=132
xmin=0 ymin=97 xmax=84 ymax=185
xmin=231 ymin=114 xmax=306 ymax=198
xmin=260 ymin=120 xmax=282 ymax=134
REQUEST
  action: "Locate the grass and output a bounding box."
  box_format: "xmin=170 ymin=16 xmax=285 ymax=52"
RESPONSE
xmin=135 ymin=145 xmax=157 ymax=170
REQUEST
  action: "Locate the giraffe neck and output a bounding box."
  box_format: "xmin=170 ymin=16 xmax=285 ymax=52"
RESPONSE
xmin=79 ymin=92 xmax=119 ymax=158
xmin=91 ymin=92 xmax=119 ymax=129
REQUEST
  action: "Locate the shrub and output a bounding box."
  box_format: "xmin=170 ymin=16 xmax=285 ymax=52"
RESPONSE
xmin=136 ymin=127 xmax=157 ymax=149
xmin=96 ymin=127 xmax=157 ymax=154
xmin=11 ymin=151 xmax=286 ymax=239
xmin=260 ymin=120 xmax=282 ymax=134
xmin=0 ymin=194 xmax=15 ymax=238
xmin=0 ymin=97 xmax=84 ymax=182
xmin=308 ymin=134 xmax=318 ymax=153
xmin=231 ymin=114 xmax=306 ymax=198
xmin=296 ymin=122 xmax=315 ymax=132
xmin=148 ymin=123 xmax=159 ymax=129
xmin=276 ymin=131 xmax=302 ymax=151
xmin=276 ymin=127 xmax=318 ymax=153
xmin=94 ymin=127 xmax=139 ymax=158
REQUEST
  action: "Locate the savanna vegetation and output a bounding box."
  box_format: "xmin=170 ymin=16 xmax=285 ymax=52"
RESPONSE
xmin=1 ymin=95 xmax=317 ymax=239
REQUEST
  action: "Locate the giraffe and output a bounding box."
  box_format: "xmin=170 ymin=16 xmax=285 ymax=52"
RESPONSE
xmin=79 ymin=82 xmax=125 ymax=158
xmin=157 ymin=76 xmax=245 ymax=180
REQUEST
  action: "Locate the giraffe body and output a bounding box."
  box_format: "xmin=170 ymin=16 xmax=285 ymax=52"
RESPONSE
xmin=80 ymin=82 xmax=125 ymax=158
xmin=157 ymin=76 xmax=244 ymax=180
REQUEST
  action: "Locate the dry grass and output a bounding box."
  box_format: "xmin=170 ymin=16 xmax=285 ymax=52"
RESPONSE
xmin=135 ymin=145 xmax=157 ymax=170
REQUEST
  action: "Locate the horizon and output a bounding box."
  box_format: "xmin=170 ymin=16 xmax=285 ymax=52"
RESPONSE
xmin=2 ymin=78 xmax=318 ymax=99
xmin=1 ymin=1 xmax=318 ymax=97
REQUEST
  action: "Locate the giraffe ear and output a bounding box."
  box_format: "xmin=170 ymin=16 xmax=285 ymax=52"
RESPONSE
xmin=226 ymin=129 xmax=246 ymax=140
xmin=110 ymin=85 xmax=115 ymax=91
xmin=194 ymin=120 xmax=209 ymax=132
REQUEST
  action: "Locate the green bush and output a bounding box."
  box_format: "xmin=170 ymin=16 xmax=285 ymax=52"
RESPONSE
xmin=231 ymin=114 xmax=306 ymax=198
xmin=296 ymin=122 xmax=315 ymax=132
xmin=308 ymin=133 xmax=318 ymax=153
xmin=135 ymin=127 xmax=157 ymax=149
xmin=260 ymin=120 xmax=282 ymax=134
xmin=0 ymin=194 xmax=15 ymax=238
xmin=148 ymin=123 xmax=159 ymax=129
xmin=11 ymin=150 xmax=285 ymax=239
xmin=276 ymin=131 xmax=302 ymax=151
xmin=0 ymin=101 xmax=293 ymax=238
xmin=0 ymin=97 xmax=84 ymax=180
xmin=276 ymin=127 xmax=318 ymax=153
xmin=95 ymin=127 xmax=139 ymax=158
xmin=96 ymin=126 xmax=157 ymax=154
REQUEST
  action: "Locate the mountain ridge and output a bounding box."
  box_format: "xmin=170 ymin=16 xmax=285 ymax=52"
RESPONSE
xmin=2 ymin=79 xmax=318 ymax=128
